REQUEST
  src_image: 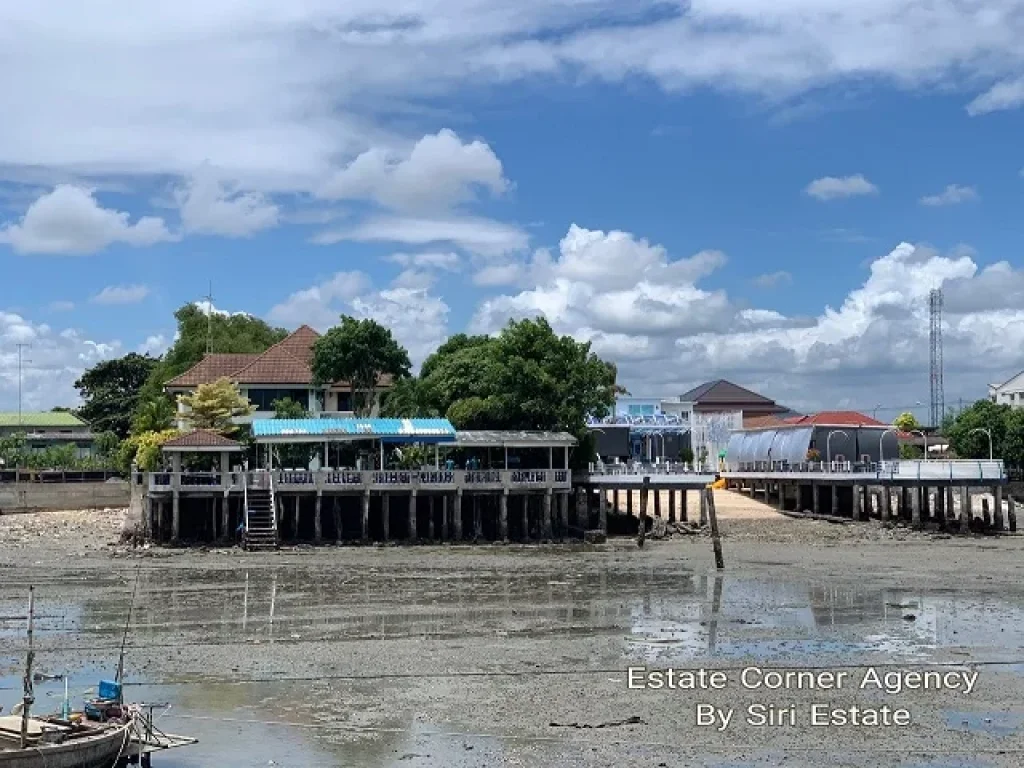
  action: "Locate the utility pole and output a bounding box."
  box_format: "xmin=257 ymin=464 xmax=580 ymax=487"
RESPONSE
xmin=16 ymin=344 xmax=31 ymax=426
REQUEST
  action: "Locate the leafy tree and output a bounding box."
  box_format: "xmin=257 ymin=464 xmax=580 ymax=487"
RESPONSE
xmin=312 ymin=316 xmax=412 ymax=416
xmin=272 ymin=397 xmax=308 ymax=420
xmin=179 ymin=377 xmax=254 ymax=434
xmin=893 ymin=412 xmax=921 ymax=433
xmin=271 ymin=397 xmax=313 ymax=467
xmin=379 ymin=378 xmax=440 ymax=419
xmin=75 ymin=353 xmax=159 ymax=438
xmin=138 ymin=302 xmax=287 ymax=404
xmin=899 ymin=443 xmax=924 ymax=459
xmin=117 ymin=429 xmax=180 ymax=472
xmin=132 ymin=397 xmax=176 ymax=435
xmin=94 ymin=430 xmax=121 ymax=459
xmin=944 ymin=399 xmax=1022 ymax=464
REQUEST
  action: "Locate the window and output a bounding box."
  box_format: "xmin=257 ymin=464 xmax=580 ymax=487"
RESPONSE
xmin=628 ymin=404 xmax=656 ymax=416
xmin=335 ymin=391 xmax=353 ymax=412
xmin=246 ymin=389 xmax=310 ymax=411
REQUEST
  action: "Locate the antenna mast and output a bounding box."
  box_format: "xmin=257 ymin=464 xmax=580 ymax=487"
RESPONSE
xmin=929 ymin=288 xmax=945 ymax=429
xmin=205 ymin=281 xmax=214 ymax=354
xmin=16 ymin=343 xmax=31 ymax=426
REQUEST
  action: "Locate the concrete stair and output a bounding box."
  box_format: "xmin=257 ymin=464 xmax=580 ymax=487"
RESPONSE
xmin=244 ymin=488 xmax=278 ymax=550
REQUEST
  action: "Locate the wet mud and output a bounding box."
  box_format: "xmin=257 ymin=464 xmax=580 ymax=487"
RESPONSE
xmin=2 ymin=518 xmax=1023 ymax=766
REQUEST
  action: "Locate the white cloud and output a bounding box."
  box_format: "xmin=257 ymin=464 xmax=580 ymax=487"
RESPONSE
xmin=175 ymin=165 xmax=279 ymax=237
xmin=321 ymin=129 xmax=507 ymax=212
xmin=385 ymin=251 xmax=461 ymax=271
xmin=0 ymin=310 xmax=122 ymax=410
xmin=268 ymin=271 xmax=449 ymax=367
xmin=919 ymin=184 xmax=979 ymax=207
xmin=314 ymin=214 xmax=529 ymax=257
xmin=753 ymin=271 xmax=792 ymax=288
xmin=0 ymin=185 xmax=175 ymax=255
xmin=193 ymin=300 xmax=251 ymax=318
xmin=471 ymin=224 xmax=1024 ymax=415
xmin=91 ymin=284 xmax=150 ymax=305
xmin=138 ymin=334 xmax=171 ymax=356
xmin=966 ymin=77 xmax=1024 ymax=116
xmin=805 ymin=174 xmax=879 ymax=201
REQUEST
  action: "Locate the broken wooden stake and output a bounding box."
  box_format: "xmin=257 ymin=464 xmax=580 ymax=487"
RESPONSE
xmin=706 ymin=486 xmax=725 ymax=570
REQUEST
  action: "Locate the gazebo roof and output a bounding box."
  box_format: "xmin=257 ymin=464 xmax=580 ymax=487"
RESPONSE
xmin=162 ymin=429 xmax=243 ymax=452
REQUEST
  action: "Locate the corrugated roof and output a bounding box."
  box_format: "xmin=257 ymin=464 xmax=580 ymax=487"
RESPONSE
xmin=162 ymin=429 xmax=243 ymax=449
xmin=252 ymin=418 xmax=456 ymax=441
xmin=678 ymin=379 xmax=778 ymax=406
xmin=454 ymin=430 xmax=578 ymax=447
xmin=0 ymin=412 xmax=87 ymax=428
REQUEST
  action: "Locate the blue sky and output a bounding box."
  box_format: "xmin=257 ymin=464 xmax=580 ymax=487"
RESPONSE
xmin=1 ymin=1 xmax=1024 ymax=423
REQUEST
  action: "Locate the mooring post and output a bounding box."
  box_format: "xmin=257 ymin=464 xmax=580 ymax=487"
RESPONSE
xmin=543 ymin=490 xmax=554 ymax=541
xmin=706 ymin=486 xmax=725 ymax=570
xmin=599 ymin=488 xmax=608 ymax=534
xmin=361 ymin=491 xmax=370 ymax=542
xmin=521 ymin=493 xmax=530 ymax=541
xmin=499 ymin=491 xmax=509 ymax=542
xmin=382 ymin=493 xmax=390 ymax=541
xmin=314 ymin=492 xmax=323 ymax=544
xmin=559 ymin=492 xmax=569 ymax=541
xmin=668 ymin=489 xmax=676 ymax=522
xmin=454 ymin=490 xmax=463 ymax=541
xmin=408 ymin=490 xmax=418 ymax=543
xmin=992 ymin=486 xmax=1004 ymax=532
xmin=960 ymin=486 xmax=970 ymax=533
xmin=637 ymin=477 xmax=649 ymax=548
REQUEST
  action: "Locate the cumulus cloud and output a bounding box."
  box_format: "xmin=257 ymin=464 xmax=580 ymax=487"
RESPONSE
xmin=268 ymin=271 xmax=449 ymax=367
xmin=193 ymin=300 xmax=251 ymax=319
xmin=314 ymin=214 xmax=529 ymax=257
xmin=805 ymin=174 xmax=879 ymax=201
xmin=471 ymin=224 xmax=1024 ymax=415
xmin=0 ymin=310 xmax=121 ymax=410
xmin=919 ymin=184 xmax=979 ymax=207
xmin=966 ymin=77 xmax=1024 ymax=116
xmin=137 ymin=334 xmax=171 ymax=356
xmin=753 ymin=271 xmax=792 ymax=289
xmin=385 ymin=251 xmax=461 ymax=271
xmin=0 ymin=185 xmax=175 ymax=255
xmin=175 ymin=165 xmax=279 ymax=237
xmin=91 ymin=284 xmax=150 ymax=305
xmin=320 ymin=130 xmax=507 ymax=212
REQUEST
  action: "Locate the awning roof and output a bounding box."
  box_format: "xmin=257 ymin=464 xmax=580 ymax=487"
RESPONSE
xmin=251 ymin=418 xmax=456 ymax=443
xmin=453 ymin=430 xmax=578 ymax=448
xmin=162 ymin=429 xmax=244 ymax=452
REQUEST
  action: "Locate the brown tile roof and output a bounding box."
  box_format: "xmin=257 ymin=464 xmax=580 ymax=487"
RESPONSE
xmin=743 ymin=414 xmax=788 ymax=429
xmin=680 ymin=379 xmax=778 ymax=407
xmin=162 ymin=429 xmax=242 ymax=449
xmin=232 ymin=344 xmax=314 ymax=384
xmin=784 ymin=411 xmax=888 ymax=428
xmin=165 ymin=353 xmax=260 ymax=388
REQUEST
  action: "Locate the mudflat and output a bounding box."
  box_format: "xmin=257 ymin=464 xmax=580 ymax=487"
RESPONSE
xmin=1 ymin=493 xmax=1022 ymax=767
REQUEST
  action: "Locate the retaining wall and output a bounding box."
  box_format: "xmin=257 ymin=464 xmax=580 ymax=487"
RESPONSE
xmin=0 ymin=481 xmax=131 ymax=514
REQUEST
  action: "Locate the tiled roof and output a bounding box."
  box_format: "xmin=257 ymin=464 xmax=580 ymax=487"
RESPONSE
xmin=679 ymin=379 xmax=778 ymax=407
xmin=0 ymin=412 xmax=87 ymax=428
xmin=164 ymin=354 xmax=260 ymax=388
xmin=784 ymin=411 xmax=888 ymax=427
xmin=231 ymin=345 xmax=314 ymax=384
xmin=742 ymin=415 xmax=788 ymax=429
xmin=162 ymin=429 xmax=243 ymax=449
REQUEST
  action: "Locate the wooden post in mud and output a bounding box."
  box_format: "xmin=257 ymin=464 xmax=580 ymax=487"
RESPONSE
xmin=314 ymin=492 xmax=323 ymax=543
xmin=559 ymin=492 xmax=569 ymax=541
xmin=521 ymin=493 xmax=530 ymax=541
xmin=668 ymin=489 xmax=676 ymax=522
xmin=428 ymin=495 xmax=436 ymax=541
xmin=382 ymin=493 xmax=390 ymax=541
xmin=992 ymin=486 xmax=1004 ymax=532
xmin=500 ymin=491 xmax=509 ymax=542
xmin=636 ymin=477 xmax=649 ymax=548
xmin=408 ymin=490 xmax=418 ymax=543
xmin=960 ymin=487 xmax=971 ymax=533
xmin=454 ymin=490 xmax=463 ymax=541
xmin=361 ymin=490 xmax=370 ymax=542
xmin=706 ymin=486 xmax=725 ymax=570
xmin=543 ymin=490 xmax=554 ymax=540
xmin=441 ymin=495 xmax=449 ymax=541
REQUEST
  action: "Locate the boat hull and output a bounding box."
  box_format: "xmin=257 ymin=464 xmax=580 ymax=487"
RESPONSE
xmin=0 ymin=723 xmax=131 ymax=768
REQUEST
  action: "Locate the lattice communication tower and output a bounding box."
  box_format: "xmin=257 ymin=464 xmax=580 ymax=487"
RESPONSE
xmin=929 ymin=288 xmax=944 ymax=428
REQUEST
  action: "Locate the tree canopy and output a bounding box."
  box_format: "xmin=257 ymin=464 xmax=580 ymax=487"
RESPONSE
xmin=139 ymin=303 xmax=287 ymax=403
xmin=312 ymin=316 xmax=412 ymax=416
xmin=944 ymin=400 xmax=1024 ymax=465
xmin=74 ymin=353 xmax=158 ymax=438
xmin=893 ymin=412 xmax=921 ymax=433
xmin=179 ymin=377 xmax=254 ymax=434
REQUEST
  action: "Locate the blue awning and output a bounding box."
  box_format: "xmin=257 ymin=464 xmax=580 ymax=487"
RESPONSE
xmin=251 ymin=418 xmax=456 ymax=444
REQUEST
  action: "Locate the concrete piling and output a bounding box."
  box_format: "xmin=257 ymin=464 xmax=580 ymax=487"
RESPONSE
xmin=382 ymin=493 xmax=390 ymax=541
xmin=499 ymin=491 xmax=509 ymax=542
xmin=543 ymin=491 xmax=554 ymax=540
xmin=960 ymin=487 xmax=970 ymax=533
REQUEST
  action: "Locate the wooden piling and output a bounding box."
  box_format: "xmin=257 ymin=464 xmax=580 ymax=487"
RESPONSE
xmin=653 ymin=488 xmax=661 ymax=518
xmin=777 ymin=483 xmax=785 ymax=511
xmin=500 ymin=492 xmax=509 ymax=542
xmin=936 ymin=486 xmax=946 ymax=531
xmin=911 ymin=486 xmax=921 ymax=529
xmin=474 ymin=494 xmax=483 ymax=541
xmin=333 ymin=496 xmax=342 ymax=543
xmin=171 ymin=492 xmax=180 ymax=543
xmin=960 ymin=486 xmax=970 ymax=533
xmin=882 ymin=486 xmax=892 ymax=522
xmin=982 ymin=497 xmax=991 ymax=529
xmin=946 ymin=487 xmax=955 ymax=526
xmin=626 ymin=488 xmax=633 ymax=518
xmin=700 ymin=487 xmax=709 ymax=526
xmin=613 ymin=489 xmax=620 ymax=514
xmin=706 ymin=487 xmax=725 ymax=570
xmin=221 ymin=495 xmax=229 ymax=541
xmin=382 ymin=493 xmax=390 ymax=541
xmin=680 ymin=489 xmax=688 ymax=522
xmin=361 ymin=491 xmax=370 ymax=542
xmin=293 ymin=495 xmax=300 ymax=540
xmin=831 ymin=486 xmax=839 ymax=517
xmin=441 ymin=495 xmax=449 ymax=540
xmin=812 ymin=483 xmax=820 ymax=515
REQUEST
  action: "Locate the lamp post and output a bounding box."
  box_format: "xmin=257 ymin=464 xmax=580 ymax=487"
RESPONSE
xmin=969 ymin=427 xmax=993 ymax=461
xmin=909 ymin=429 xmax=928 ymax=460
xmin=879 ymin=427 xmax=898 ymax=464
xmin=826 ymin=429 xmax=849 ymax=465
xmin=872 ymin=403 xmax=883 ymax=420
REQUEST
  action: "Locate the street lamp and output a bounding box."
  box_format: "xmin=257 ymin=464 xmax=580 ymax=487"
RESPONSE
xmin=872 ymin=403 xmax=883 ymax=420
xmin=969 ymin=427 xmax=993 ymax=461
xmin=879 ymin=427 xmax=898 ymax=463
xmin=826 ymin=429 xmax=849 ymax=465
xmin=909 ymin=429 xmax=928 ymax=460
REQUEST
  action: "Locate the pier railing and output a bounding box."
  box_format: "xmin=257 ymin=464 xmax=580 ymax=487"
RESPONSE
xmin=587 ymin=461 xmax=715 ymax=476
xmin=148 ymin=468 xmax=572 ymax=492
xmin=723 ymin=459 xmax=1006 ymax=482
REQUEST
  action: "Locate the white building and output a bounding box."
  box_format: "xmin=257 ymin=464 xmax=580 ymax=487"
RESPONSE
xmin=988 ymin=370 xmax=1024 ymax=408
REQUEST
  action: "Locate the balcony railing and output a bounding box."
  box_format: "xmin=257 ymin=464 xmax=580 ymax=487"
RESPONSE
xmin=148 ymin=468 xmax=572 ymax=492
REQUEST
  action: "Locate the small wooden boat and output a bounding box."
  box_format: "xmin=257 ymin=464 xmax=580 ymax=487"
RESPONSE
xmin=0 ymin=715 xmax=133 ymax=768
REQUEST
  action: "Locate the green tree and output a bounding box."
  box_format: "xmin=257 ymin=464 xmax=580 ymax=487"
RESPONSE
xmin=75 ymin=353 xmax=159 ymax=438
xmin=117 ymin=429 xmax=180 ymax=472
xmin=139 ymin=303 xmax=287 ymax=404
xmin=379 ymin=378 xmax=440 ymax=418
xmin=899 ymin=443 xmax=924 ymax=459
xmin=179 ymin=377 xmax=254 ymax=434
xmin=944 ymin=399 xmax=1022 ymax=464
xmin=272 ymin=397 xmax=308 ymax=420
xmin=312 ymin=316 xmax=412 ymax=416
xmin=131 ymin=397 xmax=176 ymax=435
xmin=893 ymin=412 xmax=921 ymax=433
xmin=94 ymin=430 xmax=121 ymax=460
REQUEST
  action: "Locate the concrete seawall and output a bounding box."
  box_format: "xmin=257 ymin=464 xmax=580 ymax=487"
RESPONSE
xmin=0 ymin=481 xmax=131 ymax=514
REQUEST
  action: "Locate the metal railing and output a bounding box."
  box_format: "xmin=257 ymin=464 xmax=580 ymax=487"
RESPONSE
xmin=722 ymin=459 xmax=1007 ymax=481
xmin=586 ymin=461 xmax=715 ymax=476
xmin=268 ymin=469 xmax=278 ymax=538
xmin=0 ymin=469 xmax=124 ymax=484
xmin=242 ymin=471 xmax=249 ymax=534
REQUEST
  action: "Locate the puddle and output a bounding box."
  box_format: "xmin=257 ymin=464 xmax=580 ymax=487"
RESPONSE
xmin=945 ymin=711 xmax=1024 ymax=738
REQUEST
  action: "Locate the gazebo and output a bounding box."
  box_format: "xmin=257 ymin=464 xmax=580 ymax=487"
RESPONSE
xmin=161 ymin=428 xmax=244 ymax=477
